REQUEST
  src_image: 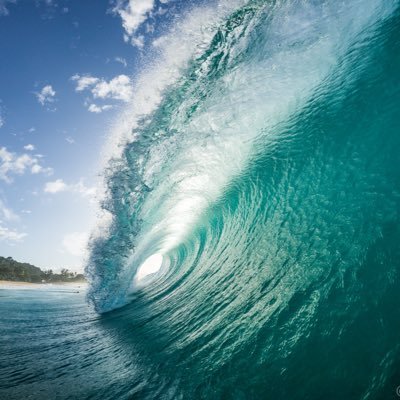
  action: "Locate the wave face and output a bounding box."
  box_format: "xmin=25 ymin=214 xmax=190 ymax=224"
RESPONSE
xmin=86 ymin=0 xmax=400 ymax=398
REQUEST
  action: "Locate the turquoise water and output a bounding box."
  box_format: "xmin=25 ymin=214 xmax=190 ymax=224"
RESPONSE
xmin=3 ymin=0 xmax=400 ymax=398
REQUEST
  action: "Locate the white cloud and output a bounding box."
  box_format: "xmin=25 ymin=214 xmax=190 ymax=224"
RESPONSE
xmin=44 ymin=178 xmax=67 ymax=193
xmin=31 ymin=164 xmax=43 ymax=174
xmin=0 ymin=199 xmax=18 ymax=221
xmin=74 ymin=180 xmax=97 ymax=198
xmin=88 ymin=103 xmax=113 ymax=113
xmin=28 ymin=127 xmax=36 ymax=133
xmin=92 ymin=74 xmax=132 ymax=101
xmin=0 ymin=225 xmax=26 ymax=243
xmin=88 ymin=104 xmax=101 ymax=113
xmin=113 ymin=0 xmax=155 ymax=46
xmin=0 ymin=104 xmax=5 ymax=128
xmin=115 ymin=56 xmax=127 ymax=67
xmin=0 ymin=199 xmax=25 ymax=243
xmin=0 ymin=0 xmax=16 ymax=16
xmin=66 ymin=136 xmax=75 ymax=144
xmin=130 ymin=35 xmax=145 ymax=49
xmin=36 ymin=85 xmax=56 ymax=106
xmin=71 ymin=74 xmax=99 ymax=91
xmin=62 ymin=231 xmax=89 ymax=257
xmin=0 ymin=146 xmax=52 ymax=183
xmin=24 ymin=144 xmax=35 ymax=151
xmin=71 ymin=74 xmax=133 ymax=107
xmin=44 ymin=178 xmax=96 ymax=198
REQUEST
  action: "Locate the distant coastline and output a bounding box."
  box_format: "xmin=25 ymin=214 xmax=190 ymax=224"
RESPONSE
xmin=0 ymin=256 xmax=86 ymax=284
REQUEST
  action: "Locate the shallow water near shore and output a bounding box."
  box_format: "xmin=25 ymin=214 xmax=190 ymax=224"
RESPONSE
xmin=0 ymin=287 xmax=129 ymax=400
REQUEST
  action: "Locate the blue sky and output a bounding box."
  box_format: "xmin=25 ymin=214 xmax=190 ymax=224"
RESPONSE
xmin=0 ymin=0 xmax=182 ymax=271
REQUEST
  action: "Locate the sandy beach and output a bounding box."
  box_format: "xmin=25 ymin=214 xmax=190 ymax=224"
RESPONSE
xmin=0 ymin=280 xmax=38 ymax=287
xmin=0 ymin=280 xmax=87 ymax=289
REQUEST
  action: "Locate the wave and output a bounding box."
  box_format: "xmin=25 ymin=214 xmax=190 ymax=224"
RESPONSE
xmin=84 ymin=0 xmax=400 ymax=397
xmin=86 ymin=0 xmax=396 ymax=312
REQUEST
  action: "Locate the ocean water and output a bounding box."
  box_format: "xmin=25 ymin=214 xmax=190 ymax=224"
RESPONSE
xmin=3 ymin=0 xmax=400 ymax=399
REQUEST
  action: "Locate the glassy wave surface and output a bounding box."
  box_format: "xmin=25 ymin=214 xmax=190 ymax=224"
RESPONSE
xmin=81 ymin=0 xmax=400 ymax=398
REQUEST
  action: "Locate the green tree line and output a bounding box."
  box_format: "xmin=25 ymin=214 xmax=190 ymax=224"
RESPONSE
xmin=0 ymin=256 xmax=85 ymax=283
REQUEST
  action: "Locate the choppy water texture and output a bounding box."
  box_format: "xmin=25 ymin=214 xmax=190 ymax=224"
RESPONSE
xmin=3 ymin=0 xmax=400 ymax=398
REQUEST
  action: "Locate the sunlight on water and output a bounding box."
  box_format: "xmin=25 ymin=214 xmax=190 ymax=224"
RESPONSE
xmin=136 ymin=254 xmax=164 ymax=281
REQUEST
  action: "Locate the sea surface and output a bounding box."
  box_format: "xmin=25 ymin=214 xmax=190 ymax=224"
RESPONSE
xmin=2 ymin=0 xmax=400 ymax=399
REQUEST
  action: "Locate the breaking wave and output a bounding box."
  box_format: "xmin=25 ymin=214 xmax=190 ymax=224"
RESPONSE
xmin=85 ymin=1 xmax=400 ymax=398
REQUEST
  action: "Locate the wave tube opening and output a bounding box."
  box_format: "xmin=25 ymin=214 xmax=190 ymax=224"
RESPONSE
xmin=135 ymin=254 xmax=164 ymax=282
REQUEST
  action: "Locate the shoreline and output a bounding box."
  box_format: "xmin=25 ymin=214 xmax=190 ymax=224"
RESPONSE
xmin=0 ymin=280 xmax=87 ymax=289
